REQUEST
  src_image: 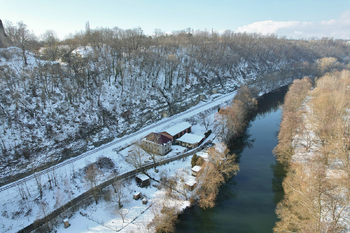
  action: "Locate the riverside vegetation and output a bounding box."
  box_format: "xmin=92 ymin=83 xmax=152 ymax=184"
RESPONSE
xmin=274 ymin=69 xmax=350 ymax=232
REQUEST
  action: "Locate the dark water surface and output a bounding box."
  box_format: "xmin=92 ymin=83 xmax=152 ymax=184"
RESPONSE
xmin=175 ymin=87 xmax=288 ymax=233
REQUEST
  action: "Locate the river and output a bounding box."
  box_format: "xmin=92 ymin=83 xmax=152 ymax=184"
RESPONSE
xmin=175 ymin=86 xmax=288 ymax=233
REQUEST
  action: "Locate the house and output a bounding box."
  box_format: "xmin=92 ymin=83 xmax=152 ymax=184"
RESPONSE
xmin=161 ymin=122 xmax=192 ymax=141
xmin=191 ymin=165 xmax=202 ymax=177
xmin=142 ymin=132 xmax=172 ymax=155
xmin=176 ymin=133 xmax=205 ymax=149
xmin=136 ymin=174 xmax=150 ymax=187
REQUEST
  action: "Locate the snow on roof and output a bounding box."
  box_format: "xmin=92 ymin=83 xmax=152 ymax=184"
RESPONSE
xmin=136 ymin=173 xmax=149 ymax=181
xmin=185 ymin=178 xmax=197 ymax=186
xmin=177 ymin=133 xmax=204 ymax=144
xmin=192 ymin=165 xmax=202 ymax=173
xmin=164 ymin=122 xmax=191 ymax=136
xmin=197 ymin=151 xmax=209 ymax=160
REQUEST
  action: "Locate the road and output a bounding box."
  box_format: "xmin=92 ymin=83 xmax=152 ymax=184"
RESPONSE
xmin=0 ymin=90 xmax=236 ymax=193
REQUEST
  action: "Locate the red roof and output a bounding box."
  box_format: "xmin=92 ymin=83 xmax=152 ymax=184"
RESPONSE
xmin=145 ymin=133 xmax=172 ymax=145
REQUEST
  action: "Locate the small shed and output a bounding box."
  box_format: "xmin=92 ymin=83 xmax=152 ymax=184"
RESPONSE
xmin=142 ymin=198 xmax=148 ymax=204
xmin=185 ymin=179 xmax=197 ymax=191
xmin=191 ymin=165 xmax=202 ymax=177
xmin=136 ymin=174 xmax=150 ymax=187
xmin=63 ymin=218 xmax=70 ymax=228
xmin=133 ymin=192 xmax=141 ymax=200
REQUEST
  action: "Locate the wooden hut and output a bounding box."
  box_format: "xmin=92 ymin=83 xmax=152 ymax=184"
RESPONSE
xmin=136 ymin=174 xmax=150 ymax=187
xmin=191 ymin=165 xmax=202 ymax=177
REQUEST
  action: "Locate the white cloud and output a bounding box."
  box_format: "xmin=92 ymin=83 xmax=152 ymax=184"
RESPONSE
xmin=237 ymin=11 xmax=350 ymax=39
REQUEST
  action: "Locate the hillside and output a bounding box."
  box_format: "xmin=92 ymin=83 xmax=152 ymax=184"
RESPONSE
xmin=1 ymin=31 xmax=349 ymax=185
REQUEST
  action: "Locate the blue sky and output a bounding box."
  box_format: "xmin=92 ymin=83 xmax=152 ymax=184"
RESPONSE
xmin=1 ymin=0 xmax=350 ymax=39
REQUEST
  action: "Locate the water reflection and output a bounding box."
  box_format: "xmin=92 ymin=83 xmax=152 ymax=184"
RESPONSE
xmin=228 ymin=128 xmax=255 ymax=163
xmin=254 ymin=85 xmax=289 ymax=120
xmin=270 ymin=162 xmax=286 ymax=205
xmin=175 ymin=85 xmax=289 ymax=233
xmin=217 ymin=182 xmax=237 ymax=203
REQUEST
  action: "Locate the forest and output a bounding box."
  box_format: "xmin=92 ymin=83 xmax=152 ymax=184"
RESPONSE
xmin=1 ymin=20 xmax=350 ymax=185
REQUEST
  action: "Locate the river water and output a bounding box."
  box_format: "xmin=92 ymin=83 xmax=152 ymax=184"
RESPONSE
xmin=175 ymin=86 xmax=288 ymax=233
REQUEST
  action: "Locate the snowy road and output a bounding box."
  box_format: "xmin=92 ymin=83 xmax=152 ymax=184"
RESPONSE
xmin=0 ymin=90 xmax=236 ymax=193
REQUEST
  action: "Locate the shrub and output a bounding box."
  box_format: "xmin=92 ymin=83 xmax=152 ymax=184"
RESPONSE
xmin=191 ymin=153 xmax=198 ymax=168
xmin=96 ymin=156 xmax=114 ymax=170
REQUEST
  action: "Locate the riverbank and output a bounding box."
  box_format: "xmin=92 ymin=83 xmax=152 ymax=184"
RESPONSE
xmin=274 ymin=70 xmax=350 ymax=232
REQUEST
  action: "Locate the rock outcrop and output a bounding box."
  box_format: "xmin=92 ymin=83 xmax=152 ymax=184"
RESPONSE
xmin=0 ymin=19 xmax=10 ymax=48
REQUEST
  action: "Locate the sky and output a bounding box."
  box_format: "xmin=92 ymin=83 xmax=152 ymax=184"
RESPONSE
xmin=1 ymin=0 xmax=350 ymax=40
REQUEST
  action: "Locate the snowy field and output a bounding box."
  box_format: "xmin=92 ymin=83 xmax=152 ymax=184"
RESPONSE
xmin=56 ymin=155 xmax=194 ymax=233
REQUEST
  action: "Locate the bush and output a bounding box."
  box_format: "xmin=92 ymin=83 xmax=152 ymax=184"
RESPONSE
xmin=191 ymin=154 xmax=198 ymax=168
xmin=196 ymin=157 xmax=204 ymax=166
xmin=96 ymin=156 xmax=114 ymax=170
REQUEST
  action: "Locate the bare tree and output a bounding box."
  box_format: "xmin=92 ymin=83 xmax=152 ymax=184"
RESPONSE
xmin=5 ymin=21 xmax=37 ymax=65
xmin=17 ymin=183 xmax=28 ymax=200
xmin=316 ymin=57 xmax=339 ymax=75
xmin=199 ymin=110 xmax=212 ymax=131
xmin=111 ymin=179 xmax=129 ymax=209
xmin=215 ymin=86 xmax=257 ymax=142
xmin=148 ymin=201 xmax=178 ymax=233
xmin=33 ymin=171 xmax=43 ymax=199
xmin=116 ymin=208 xmax=129 ymax=226
xmin=38 ymin=200 xmax=51 ymax=231
xmin=126 ymin=143 xmax=147 ymax=173
xmin=193 ymin=143 xmax=239 ymax=209
xmin=84 ymin=163 xmax=101 ymax=204
xmin=195 ymin=162 xmax=224 ymax=209
xmin=207 ymin=142 xmax=239 ymax=180
xmin=274 ymin=77 xmax=312 ymax=165
xmin=41 ymin=30 xmax=60 ymax=61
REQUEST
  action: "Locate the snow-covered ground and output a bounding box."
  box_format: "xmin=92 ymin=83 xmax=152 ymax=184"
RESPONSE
xmin=56 ymin=155 xmax=194 ymax=233
xmin=284 ymin=93 xmax=350 ymax=231
xmin=0 ymin=86 xmax=223 ymax=233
